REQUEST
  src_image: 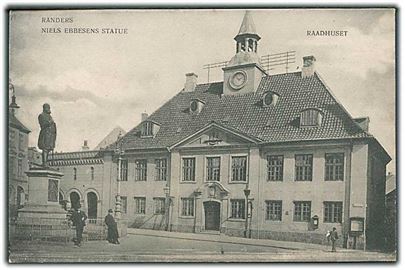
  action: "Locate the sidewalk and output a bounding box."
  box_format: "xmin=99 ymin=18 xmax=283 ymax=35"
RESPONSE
xmin=128 ymin=228 xmax=347 ymax=252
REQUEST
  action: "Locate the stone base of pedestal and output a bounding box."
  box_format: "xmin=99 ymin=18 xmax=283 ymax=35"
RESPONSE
xmin=11 ymin=168 xmax=69 ymax=242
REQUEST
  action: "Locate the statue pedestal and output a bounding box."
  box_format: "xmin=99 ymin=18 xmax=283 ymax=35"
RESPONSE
xmin=14 ymin=168 xmax=69 ymax=241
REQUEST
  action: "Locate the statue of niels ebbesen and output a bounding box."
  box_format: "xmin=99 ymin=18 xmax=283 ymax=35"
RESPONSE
xmin=38 ymin=103 xmax=57 ymax=166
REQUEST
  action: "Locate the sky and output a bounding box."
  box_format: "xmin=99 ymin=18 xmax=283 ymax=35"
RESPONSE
xmin=9 ymin=9 xmax=395 ymax=172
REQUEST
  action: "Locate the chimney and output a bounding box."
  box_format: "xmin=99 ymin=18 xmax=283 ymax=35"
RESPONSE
xmin=302 ymin=56 xmax=316 ymax=78
xmin=82 ymin=140 xmax=90 ymax=151
xmin=141 ymin=112 xmax=149 ymax=121
xmin=184 ymin=73 xmax=198 ymax=92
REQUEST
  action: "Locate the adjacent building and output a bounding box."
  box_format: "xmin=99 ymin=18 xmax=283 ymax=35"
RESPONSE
xmin=385 ymin=172 xmax=396 ymax=251
xmin=47 ymin=11 xmax=391 ymax=250
xmin=8 ymin=95 xmax=30 ymax=219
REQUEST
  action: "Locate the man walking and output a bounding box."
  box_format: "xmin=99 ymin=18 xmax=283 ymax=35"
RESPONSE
xmin=105 ymin=209 xmax=120 ymax=244
xmin=70 ymin=204 xmax=87 ymax=247
xmin=330 ymin=227 xmax=339 ymax=252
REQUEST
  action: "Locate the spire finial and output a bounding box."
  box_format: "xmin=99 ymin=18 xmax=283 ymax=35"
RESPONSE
xmin=237 ymin=10 xmax=259 ymax=37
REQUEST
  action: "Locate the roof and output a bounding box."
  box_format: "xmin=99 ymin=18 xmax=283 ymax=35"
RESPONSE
xmin=9 ymin=113 xmax=30 ymax=133
xmin=94 ymin=126 xmax=126 ymax=150
xmin=48 ymin=150 xmax=103 ymax=166
xmin=236 ymin=11 xmax=259 ymax=38
xmin=114 ymin=71 xmax=373 ymax=151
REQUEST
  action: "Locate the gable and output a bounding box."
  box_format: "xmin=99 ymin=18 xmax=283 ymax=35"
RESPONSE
xmin=170 ymin=122 xmax=260 ymax=150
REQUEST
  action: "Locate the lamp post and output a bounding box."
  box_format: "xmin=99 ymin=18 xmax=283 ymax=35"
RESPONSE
xmin=243 ymin=187 xmax=250 ymax=238
xmin=114 ymin=136 xmax=124 ymax=220
xmin=164 ymin=186 xmax=170 ymax=231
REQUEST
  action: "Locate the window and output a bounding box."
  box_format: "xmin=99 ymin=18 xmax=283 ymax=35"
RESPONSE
xmin=231 ymin=156 xmax=247 ymax=182
xmin=230 ymin=199 xmax=245 ymax=219
xmin=181 ymin=198 xmax=195 ymax=216
xmin=73 ymin=168 xmax=77 ymax=181
xmin=90 ymin=167 xmax=94 ymax=180
xmin=9 ymin=130 xmax=16 ymax=149
xmin=324 ymin=201 xmax=343 ymax=223
xmin=295 ymin=154 xmax=313 ymax=181
xmin=190 ymin=100 xmax=198 ymax=112
xmin=134 ymin=197 xmax=146 ymax=214
xmin=267 ymin=155 xmax=283 ymax=181
xmin=154 ymin=197 xmax=166 ymax=214
xmin=263 ymin=92 xmax=279 ymax=106
xmin=120 ymin=159 xmax=128 ymax=181
xmin=206 ymin=157 xmax=220 ymax=181
xmin=9 ymin=156 xmax=16 ymax=177
xmin=135 ymin=159 xmax=147 ymax=181
xmin=121 ymin=196 xmax=127 ymax=214
xmin=265 ymin=200 xmax=282 ymax=221
xmin=141 ymin=122 xmax=153 ymax=137
xmin=325 ymin=153 xmax=344 ymax=181
xmin=155 ymin=159 xmax=167 ymax=181
xmin=17 ymin=158 xmax=23 ymax=178
xmin=182 ymin=158 xmax=195 ymax=182
xmin=293 ymin=201 xmax=311 ymax=222
xmin=18 ymin=133 xmax=24 ymax=151
xmin=300 ymin=109 xmax=323 ymax=127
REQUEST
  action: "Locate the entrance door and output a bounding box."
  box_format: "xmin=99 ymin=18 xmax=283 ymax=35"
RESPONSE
xmin=204 ymin=201 xmax=220 ymax=231
xmin=70 ymin=192 xmax=80 ymax=210
xmin=87 ymin=192 xmax=98 ymax=219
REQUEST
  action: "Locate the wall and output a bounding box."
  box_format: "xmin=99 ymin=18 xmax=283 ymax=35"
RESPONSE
xmin=57 ymin=162 xmax=106 ymax=219
xmin=8 ymin=126 xmax=29 ymax=219
xmin=254 ymin=144 xmax=351 ymax=245
xmin=118 ymin=151 xmax=170 ymax=230
xmin=366 ymin=146 xmax=388 ymax=250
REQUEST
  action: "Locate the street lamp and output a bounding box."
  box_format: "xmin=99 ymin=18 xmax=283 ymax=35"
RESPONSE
xmin=114 ymin=134 xmax=124 ymax=220
xmin=244 ymin=187 xmax=250 ymax=238
xmin=164 ymin=186 xmax=170 ymax=231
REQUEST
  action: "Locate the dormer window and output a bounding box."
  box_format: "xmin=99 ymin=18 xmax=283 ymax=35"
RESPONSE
xmin=190 ymin=99 xmax=205 ymax=114
xmin=141 ymin=121 xmax=160 ymax=137
xmin=300 ymin=108 xmax=323 ymax=127
xmin=262 ymin=91 xmax=280 ymax=107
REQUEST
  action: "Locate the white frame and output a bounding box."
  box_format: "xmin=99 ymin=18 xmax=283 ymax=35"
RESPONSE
xmin=229 ymin=154 xmax=249 ymax=183
xmin=204 ymin=155 xmax=222 ymax=183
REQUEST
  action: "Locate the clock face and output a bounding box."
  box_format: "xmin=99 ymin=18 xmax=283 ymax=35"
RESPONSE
xmin=229 ymin=71 xmax=247 ymax=90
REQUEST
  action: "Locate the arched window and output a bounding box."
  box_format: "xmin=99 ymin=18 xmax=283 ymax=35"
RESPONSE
xmin=73 ymin=168 xmax=77 ymax=180
xmin=300 ymin=108 xmax=323 ymax=127
xmin=90 ymin=167 xmax=95 ymax=180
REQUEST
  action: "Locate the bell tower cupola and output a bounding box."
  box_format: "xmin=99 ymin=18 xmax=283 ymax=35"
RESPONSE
xmin=235 ymin=10 xmax=261 ymax=54
xmin=223 ymin=11 xmax=266 ymax=96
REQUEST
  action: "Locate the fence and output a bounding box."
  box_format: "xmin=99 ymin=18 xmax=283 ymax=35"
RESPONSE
xmin=10 ymin=217 xmax=108 ymax=242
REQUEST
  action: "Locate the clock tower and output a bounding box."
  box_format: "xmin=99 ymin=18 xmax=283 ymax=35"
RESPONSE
xmin=223 ymin=11 xmax=267 ymax=96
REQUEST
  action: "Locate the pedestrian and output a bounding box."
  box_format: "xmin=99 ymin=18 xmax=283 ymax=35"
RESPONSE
xmin=70 ymin=204 xmax=87 ymax=247
xmin=326 ymin=230 xmax=331 ymax=244
xmin=330 ymin=227 xmax=339 ymax=252
xmin=105 ymin=209 xmax=120 ymax=244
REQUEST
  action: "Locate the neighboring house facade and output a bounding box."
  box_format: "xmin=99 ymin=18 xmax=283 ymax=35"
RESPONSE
xmin=48 ymin=12 xmax=391 ymax=250
xmin=48 ymin=151 xmax=113 ymax=220
xmin=8 ymin=99 xmax=30 ymax=219
xmin=385 ymin=173 xmax=396 ymax=252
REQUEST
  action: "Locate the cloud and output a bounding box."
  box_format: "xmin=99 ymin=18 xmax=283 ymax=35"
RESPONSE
xmin=17 ymin=84 xmax=108 ymax=106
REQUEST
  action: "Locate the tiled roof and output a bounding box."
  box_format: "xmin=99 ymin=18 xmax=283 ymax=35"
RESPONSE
xmin=9 ymin=113 xmax=30 ymax=133
xmin=48 ymin=150 xmax=103 ymax=166
xmin=115 ymin=72 xmax=371 ymax=151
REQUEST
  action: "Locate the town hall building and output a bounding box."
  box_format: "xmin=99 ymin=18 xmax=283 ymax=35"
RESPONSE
xmin=48 ymin=11 xmax=391 ymax=250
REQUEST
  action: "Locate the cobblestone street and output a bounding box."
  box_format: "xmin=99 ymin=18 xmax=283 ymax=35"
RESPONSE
xmin=9 ymin=228 xmax=396 ymax=263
